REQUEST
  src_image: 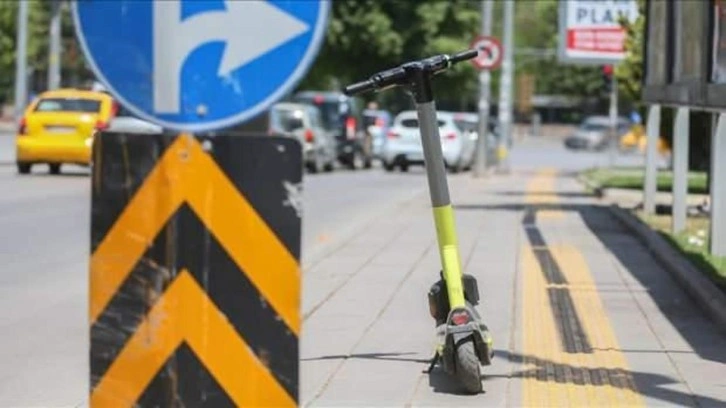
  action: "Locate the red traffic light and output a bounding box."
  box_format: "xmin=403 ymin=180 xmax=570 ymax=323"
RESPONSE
xmin=602 ymin=65 xmax=614 ymax=76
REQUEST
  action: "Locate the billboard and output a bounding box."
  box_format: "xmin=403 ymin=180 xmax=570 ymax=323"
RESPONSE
xmin=642 ymin=0 xmax=715 ymax=108
xmin=558 ymin=0 xmax=640 ymax=65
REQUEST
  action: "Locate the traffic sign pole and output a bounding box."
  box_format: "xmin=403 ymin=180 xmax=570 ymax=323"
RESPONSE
xmin=497 ymin=0 xmax=514 ymax=173
xmin=13 ymin=0 xmax=28 ymax=122
xmin=474 ymin=0 xmax=494 ymax=178
xmin=73 ymin=2 xmax=328 ymax=405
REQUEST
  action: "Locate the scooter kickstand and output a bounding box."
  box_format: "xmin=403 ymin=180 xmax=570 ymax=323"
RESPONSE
xmin=423 ymin=352 xmax=440 ymax=374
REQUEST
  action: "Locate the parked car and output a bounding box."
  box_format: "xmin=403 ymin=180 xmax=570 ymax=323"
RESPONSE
xmin=107 ymin=102 xmax=164 ymax=133
xmin=362 ymin=109 xmax=393 ymax=159
xmin=269 ymin=102 xmax=336 ymax=173
xmin=564 ymin=115 xmax=631 ymax=151
xmin=382 ymin=111 xmax=478 ymax=173
xmin=291 ymin=91 xmax=372 ymax=169
xmin=15 ymin=88 xmax=117 ymax=174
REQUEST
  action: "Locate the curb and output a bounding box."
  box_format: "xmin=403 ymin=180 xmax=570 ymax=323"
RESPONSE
xmin=576 ymin=174 xmax=604 ymax=198
xmin=608 ymin=205 xmax=726 ymax=332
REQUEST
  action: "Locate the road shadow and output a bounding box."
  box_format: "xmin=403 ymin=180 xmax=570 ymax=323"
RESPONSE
xmin=300 ymin=351 xmax=430 ymax=364
xmin=501 ymin=350 xmax=726 ymax=407
xmin=494 ymin=190 xmax=596 ymax=199
xmin=302 ymin=347 xmax=725 ymax=405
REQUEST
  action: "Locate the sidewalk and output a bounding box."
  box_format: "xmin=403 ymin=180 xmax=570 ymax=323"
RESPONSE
xmin=300 ymin=168 xmax=726 ymax=406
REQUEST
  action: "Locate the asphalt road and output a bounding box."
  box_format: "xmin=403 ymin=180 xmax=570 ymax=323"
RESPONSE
xmin=0 ymin=131 xmax=426 ymax=406
xmin=0 ymin=129 xmax=686 ymax=407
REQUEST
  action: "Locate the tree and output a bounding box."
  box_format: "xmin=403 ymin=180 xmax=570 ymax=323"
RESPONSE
xmin=0 ymin=1 xmax=51 ymax=102
xmin=514 ymin=0 xmax=604 ymax=99
xmin=297 ymin=0 xmax=480 ymax=111
xmin=615 ymin=0 xmax=645 ymax=105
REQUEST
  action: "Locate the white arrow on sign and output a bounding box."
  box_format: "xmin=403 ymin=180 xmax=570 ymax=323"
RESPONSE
xmin=153 ymin=1 xmax=310 ymax=114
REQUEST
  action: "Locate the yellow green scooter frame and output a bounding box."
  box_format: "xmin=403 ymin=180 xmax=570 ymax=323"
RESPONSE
xmin=343 ymin=50 xmax=493 ymax=394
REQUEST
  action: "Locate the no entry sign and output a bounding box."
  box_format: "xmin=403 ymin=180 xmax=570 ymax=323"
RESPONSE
xmin=470 ymin=35 xmax=502 ymax=71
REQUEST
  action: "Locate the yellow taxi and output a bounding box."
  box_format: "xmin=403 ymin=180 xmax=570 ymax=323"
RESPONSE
xmin=620 ymin=124 xmax=671 ymax=155
xmin=15 ymin=89 xmax=117 ymax=174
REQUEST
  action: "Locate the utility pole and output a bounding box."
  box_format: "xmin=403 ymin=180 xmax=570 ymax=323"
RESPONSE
xmin=14 ymin=1 xmax=29 ymax=122
xmin=497 ymin=0 xmax=514 ymax=173
xmin=602 ymin=64 xmax=618 ymax=168
xmin=473 ymin=0 xmax=494 ymax=178
xmin=48 ymin=0 xmax=62 ymax=90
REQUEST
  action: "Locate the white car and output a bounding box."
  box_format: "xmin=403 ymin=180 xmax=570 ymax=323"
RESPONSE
xmin=269 ymin=102 xmax=337 ymax=173
xmin=381 ymin=111 xmax=478 ymax=172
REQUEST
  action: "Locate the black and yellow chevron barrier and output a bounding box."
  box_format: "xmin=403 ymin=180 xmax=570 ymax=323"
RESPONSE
xmin=89 ymin=132 xmax=302 ymax=407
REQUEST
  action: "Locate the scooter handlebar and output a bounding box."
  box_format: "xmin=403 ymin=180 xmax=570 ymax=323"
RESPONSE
xmin=343 ymin=67 xmax=407 ymax=96
xmin=342 ymin=49 xmax=477 ymax=96
xmin=343 ymin=79 xmax=376 ymax=96
xmin=449 ymin=49 xmax=478 ymax=64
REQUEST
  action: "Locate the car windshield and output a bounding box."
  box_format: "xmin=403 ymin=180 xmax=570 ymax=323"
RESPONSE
xmin=270 ymin=108 xmax=305 ymax=132
xmin=115 ymin=103 xmax=136 ymax=118
xmin=581 ymin=122 xmax=609 ymax=131
xmin=454 ymin=119 xmax=478 ymax=132
xmin=34 ymin=98 xmax=101 ymax=113
xmin=293 ymin=96 xmax=341 ymax=130
xmin=400 ymin=118 xmax=445 ymax=128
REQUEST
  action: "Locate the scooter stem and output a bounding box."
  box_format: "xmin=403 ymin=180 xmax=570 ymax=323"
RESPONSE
xmin=413 ymin=84 xmax=466 ymax=310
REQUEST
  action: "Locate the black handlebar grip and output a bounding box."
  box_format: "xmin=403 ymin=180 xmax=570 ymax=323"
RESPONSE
xmin=343 ymin=79 xmax=375 ymax=96
xmin=450 ymin=49 xmax=479 ymax=64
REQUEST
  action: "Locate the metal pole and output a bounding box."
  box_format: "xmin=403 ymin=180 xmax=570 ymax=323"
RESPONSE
xmin=710 ymin=113 xmax=726 ymax=257
xmin=643 ymin=104 xmax=661 ymax=215
xmin=497 ymin=0 xmax=514 ymax=173
xmin=13 ymin=1 xmax=29 ymax=122
xmin=474 ymin=0 xmax=493 ymax=178
xmin=672 ymin=107 xmax=689 ymax=234
xmin=608 ymin=75 xmax=618 ymax=168
xmin=48 ymin=0 xmax=62 ymax=90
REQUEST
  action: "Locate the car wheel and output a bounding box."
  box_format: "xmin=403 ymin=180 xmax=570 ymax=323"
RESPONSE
xmin=323 ymin=160 xmax=334 ymax=172
xmin=49 ymin=163 xmax=61 ymax=175
xmin=348 ymin=151 xmax=363 ymax=170
xmin=399 ymin=162 xmax=409 ymax=172
xmin=17 ymin=162 xmax=31 ymax=175
xmin=383 ymin=161 xmax=395 ymax=172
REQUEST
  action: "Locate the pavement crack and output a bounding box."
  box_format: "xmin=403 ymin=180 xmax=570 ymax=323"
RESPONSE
xmin=302 ymin=215 xmax=415 ymax=322
xmin=306 ymin=240 xmax=435 ymax=406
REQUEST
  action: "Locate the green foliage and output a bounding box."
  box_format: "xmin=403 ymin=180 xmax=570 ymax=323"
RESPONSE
xmin=514 ymin=0 xmax=603 ymax=98
xmin=298 ymin=0 xmax=480 ymax=110
xmin=615 ymin=0 xmax=646 ymax=105
xmin=0 ymin=1 xmax=51 ymax=101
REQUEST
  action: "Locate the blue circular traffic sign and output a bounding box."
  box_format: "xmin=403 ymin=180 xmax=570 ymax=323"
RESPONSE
xmin=73 ymin=0 xmax=330 ymax=132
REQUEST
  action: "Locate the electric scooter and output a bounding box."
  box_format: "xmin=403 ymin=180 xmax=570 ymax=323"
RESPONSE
xmin=343 ymin=50 xmax=493 ymax=393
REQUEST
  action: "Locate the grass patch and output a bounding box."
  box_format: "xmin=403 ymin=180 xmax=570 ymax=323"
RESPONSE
xmin=582 ymin=167 xmax=708 ymax=194
xmin=635 ymin=211 xmax=726 ymax=291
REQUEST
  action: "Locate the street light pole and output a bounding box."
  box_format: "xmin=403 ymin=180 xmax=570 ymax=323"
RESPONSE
xmin=48 ymin=0 xmax=62 ymax=90
xmin=497 ymin=0 xmax=514 ymax=173
xmin=14 ymin=1 xmax=29 ymax=122
xmin=474 ymin=0 xmax=493 ymax=178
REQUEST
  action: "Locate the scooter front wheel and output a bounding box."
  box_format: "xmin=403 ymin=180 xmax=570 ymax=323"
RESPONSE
xmin=456 ymin=339 xmax=483 ymax=394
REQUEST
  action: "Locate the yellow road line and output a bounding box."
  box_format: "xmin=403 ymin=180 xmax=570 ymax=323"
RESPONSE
xmin=521 ymin=169 xmax=642 ymax=407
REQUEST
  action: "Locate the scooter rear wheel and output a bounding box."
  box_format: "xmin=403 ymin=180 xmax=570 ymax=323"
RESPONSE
xmin=456 ymin=339 xmax=482 ymax=394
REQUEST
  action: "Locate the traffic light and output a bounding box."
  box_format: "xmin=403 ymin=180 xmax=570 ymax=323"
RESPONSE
xmin=602 ymin=65 xmax=614 ymax=93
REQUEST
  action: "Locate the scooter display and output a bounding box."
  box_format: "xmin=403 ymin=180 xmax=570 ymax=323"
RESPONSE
xmin=343 ymin=50 xmax=493 ymax=393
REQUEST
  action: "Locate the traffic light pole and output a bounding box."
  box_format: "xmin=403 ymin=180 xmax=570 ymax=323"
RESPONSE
xmin=608 ymin=75 xmax=618 ymax=168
